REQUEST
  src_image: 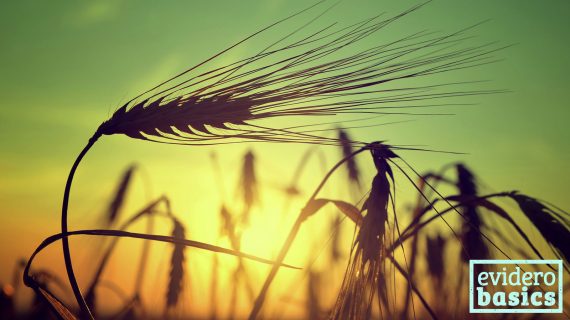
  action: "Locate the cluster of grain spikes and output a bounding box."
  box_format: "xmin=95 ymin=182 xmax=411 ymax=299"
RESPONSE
xmin=245 ymin=141 xmax=445 ymax=320
xmin=22 ymin=165 xmax=298 ymax=320
xmin=16 ymin=142 xmax=570 ymax=319
xmin=387 ymin=162 xmax=570 ymax=318
xmin=18 ymin=1 xmax=532 ymax=318
xmin=247 ymin=142 xmax=391 ymax=319
xmin=242 ymin=143 xmax=570 ymax=320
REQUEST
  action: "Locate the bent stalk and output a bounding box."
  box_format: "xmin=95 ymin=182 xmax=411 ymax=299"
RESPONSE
xmin=61 ymin=133 xmax=101 ymax=319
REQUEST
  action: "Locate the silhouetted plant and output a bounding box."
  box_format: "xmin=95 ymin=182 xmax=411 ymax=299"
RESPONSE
xmin=20 ymin=2 xmax=525 ymax=319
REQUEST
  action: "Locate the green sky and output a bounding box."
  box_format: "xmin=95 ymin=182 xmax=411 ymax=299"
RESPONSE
xmin=0 ymin=0 xmax=569 ymax=314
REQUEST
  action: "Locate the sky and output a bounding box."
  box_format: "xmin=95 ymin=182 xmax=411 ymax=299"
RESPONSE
xmin=1 ymin=0 xmax=569 ymax=317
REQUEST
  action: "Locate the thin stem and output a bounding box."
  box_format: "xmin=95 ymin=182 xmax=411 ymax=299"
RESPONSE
xmin=134 ymin=212 xmax=154 ymax=294
xmin=248 ymin=144 xmax=369 ymax=320
xmin=84 ymin=197 xmax=167 ymax=307
xmin=401 ymin=183 xmax=430 ymax=318
xmin=61 ymin=133 xmax=100 ymax=319
xmin=387 ymin=256 xmax=438 ymax=320
xmin=209 ymin=254 xmax=219 ymax=320
xmin=23 ymin=229 xmax=299 ymax=293
xmin=389 ymin=193 xmax=508 ymax=252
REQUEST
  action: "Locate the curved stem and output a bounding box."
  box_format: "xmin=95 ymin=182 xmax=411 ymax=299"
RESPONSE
xmin=24 ymin=229 xmax=298 ymax=285
xmin=248 ymin=145 xmax=369 ymax=320
xmin=61 ymin=133 xmax=100 ymax=319
xmin=390 ymin=193 xmax=508 ymax=252
xmin=84 ymin=197 xmax=167 ymax=307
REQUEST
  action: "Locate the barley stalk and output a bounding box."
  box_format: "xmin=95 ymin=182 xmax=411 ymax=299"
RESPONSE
xmin=47 ymin=2 xmax=502 ymax=316
xmin=330 ymin=144 xmax=395 ymax=320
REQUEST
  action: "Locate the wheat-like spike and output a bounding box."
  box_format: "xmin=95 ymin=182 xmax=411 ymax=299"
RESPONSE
xmin=338 ymin=128 xmax=362 ymax=189
xmin=239 ymin=150 xmax=259 ymax=224
xmin=331 ymin=145 xmax=396 ymax=320
xmin=425 ymin=233 xmax=447 ymax=287
xmin=219 ymin=205 xmax=235 ymax=238
xmin=93 ymin=4 xmax=501 ymax=147
xmin=105 ymin=165 xmax=136 ymax=226
xmin=165 ymin=219 xmax=186 ymax=311
xmin=509 ymin=192 xmax=570 ymax=268
xmin=456 ymin=164 xmax=489 ymax=262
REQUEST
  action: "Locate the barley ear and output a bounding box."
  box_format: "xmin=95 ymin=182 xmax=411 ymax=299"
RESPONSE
xmin=509 ymin=192 xmax=570 ymax=267
xmin=166 ymin=219 xmax=186 ymax=311
xmin=105 ymin=165 xmax=136 ymax=226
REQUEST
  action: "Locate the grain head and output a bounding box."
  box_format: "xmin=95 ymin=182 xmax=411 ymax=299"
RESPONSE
xmin=166 ymin=219 xmax=186 ymax=311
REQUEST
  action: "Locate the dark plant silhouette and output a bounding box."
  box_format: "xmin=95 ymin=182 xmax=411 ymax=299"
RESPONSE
xmin=16 ymin=2 xmax=570 ymax=320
